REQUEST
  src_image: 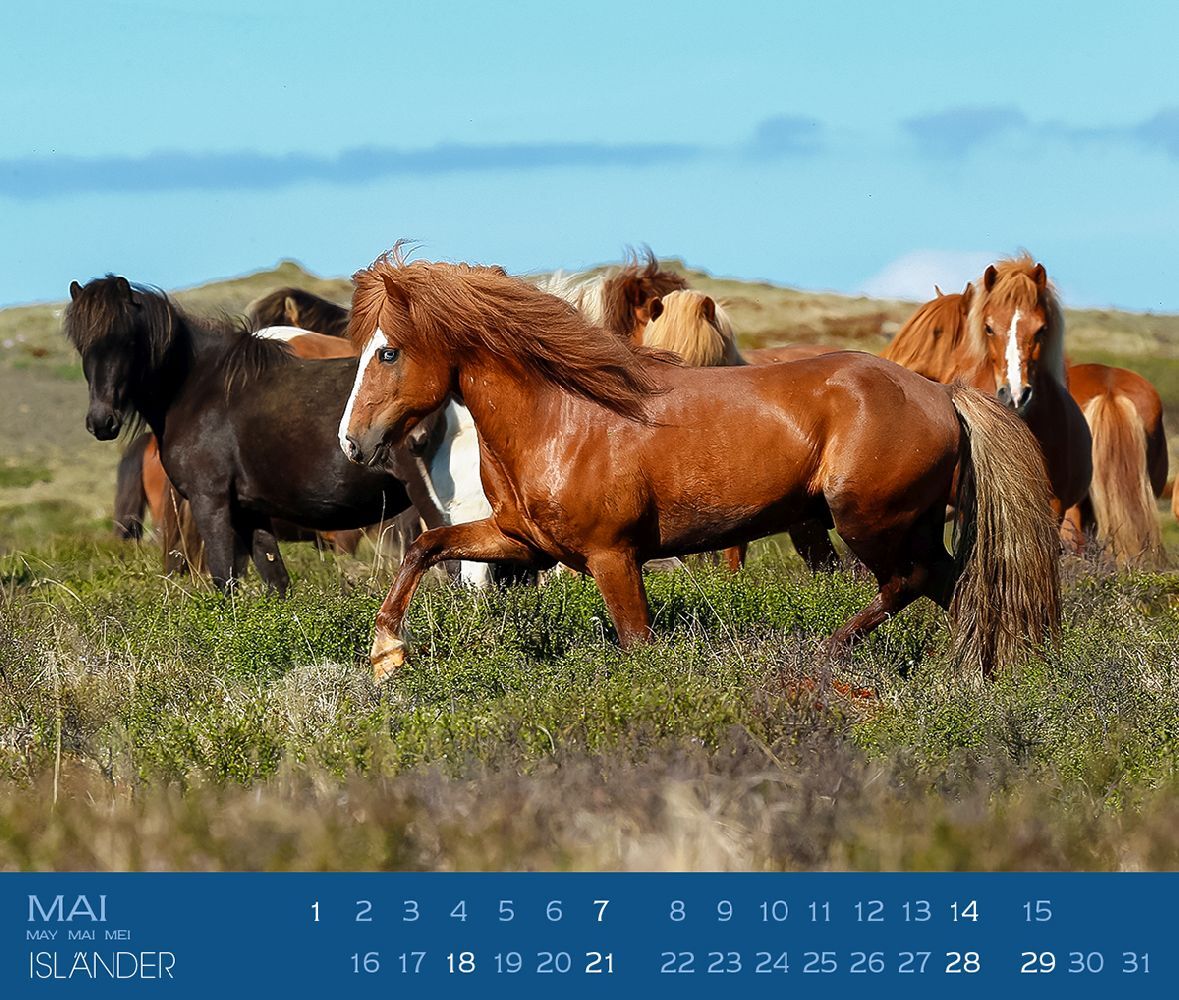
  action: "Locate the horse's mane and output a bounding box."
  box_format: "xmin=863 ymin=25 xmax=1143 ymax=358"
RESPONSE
xmin=642 ymin=290 xmax=745 ymax=367
xmin=882 ymin=285 xmax=975 ymax=380
xmin=245 ymin=286 xmax=351 ymax=338
xmin=967 ymin=254 xmax=1066 ymax=386
xmin=64 ymin=276 xmax=294 ymax=397
xmin=537 ymin=247 xmax=687 ymax=339
xmin=350 ymin=247 xmax=667 ymax=422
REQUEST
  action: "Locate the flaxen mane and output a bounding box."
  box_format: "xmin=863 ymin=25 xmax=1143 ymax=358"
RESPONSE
xmin=350 ymin=249 xmax=667 ymax=421
xmin=967 ymin=255 xmax=1067 ymax=386
xmin=642 ymin=290 xmax=745 ymax=367
xmin=882 ymin=285 xmax=975 ymax=381
xmin=246 ymin=286 xmax=351 ymax=337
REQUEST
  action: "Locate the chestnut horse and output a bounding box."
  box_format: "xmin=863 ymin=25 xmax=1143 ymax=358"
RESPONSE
xmin=340 ymin=251 xmax=1060 ymax=683
xmin=881 ymin=259 xmax=1092 ymax=524
xmin=66 ymin=276 xmax=421 ymax=594
xmin=641 ymin=291 xmax=838 ymax=571
xmin=537 ymin=248 xmax=686 ymax=344
xmin=1065 ymin=363 xmax=1168 ymax=566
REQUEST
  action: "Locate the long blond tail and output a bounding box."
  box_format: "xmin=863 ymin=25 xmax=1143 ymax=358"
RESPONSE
xmin=1084 ymin=394 xmax=1162 ymax=567
xmin=948 ymin=385 xmax=1061 ymax=676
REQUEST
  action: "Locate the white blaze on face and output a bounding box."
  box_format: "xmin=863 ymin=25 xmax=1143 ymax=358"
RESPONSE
xmin=337 ymin=327 xmax=387 ymax=455
xmin=1004 ymin=308 xmax=1023 ymax=397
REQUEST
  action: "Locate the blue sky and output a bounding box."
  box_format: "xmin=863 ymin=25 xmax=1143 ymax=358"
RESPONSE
xmin=3 ymin=1 xmax=1178 ymax=310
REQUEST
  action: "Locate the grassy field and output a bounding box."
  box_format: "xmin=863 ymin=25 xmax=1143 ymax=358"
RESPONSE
xmin=2 ymin=260 xmax=1179 ymax=871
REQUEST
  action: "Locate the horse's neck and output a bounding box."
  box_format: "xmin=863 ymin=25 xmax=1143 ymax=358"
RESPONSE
xmin=456 ymin=362 xmax=570 ymax=464
xmin=133 ymin=320 xmax=213 ymax=438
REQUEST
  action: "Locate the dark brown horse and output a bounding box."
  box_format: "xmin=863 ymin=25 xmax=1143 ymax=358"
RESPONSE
xmin=66 ymin=276 xmax=419 ymax=594
xmin=340 ymin=250 xmax=1060 ymax=683
xmin=245 ymin=287 xmax=350 ymax=338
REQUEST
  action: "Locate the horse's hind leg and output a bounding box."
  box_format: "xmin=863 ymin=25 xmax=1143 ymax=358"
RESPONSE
xmin=585 ymin=549 xmax=652 ymax=648
xmin=827 ymin=506 xmax=954 ymax=656
xmin=371 ymin=518 xmax=547 ymax=682
xmin=787 ymin=518 xmax=840 ymax=571
xmin=240 ymin=515 xmax=289 ymax=596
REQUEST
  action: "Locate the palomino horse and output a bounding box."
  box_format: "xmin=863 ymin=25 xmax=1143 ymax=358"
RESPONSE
xmin=1065 ymin=363 xmax=1168 ymax=566
xmin=641 ymin=289 xmax=743 ymax=366
xmin=881 ymin=259 xmax=1092 ymax=523
xmin=66 ymin=276 xmax=422 ymax=594
xmin=246 ymin=287 xmax=351 ymax=338
xmin=340 ymin=250 xmax=1060 ymax=683
xmin=537 ymin=248 xmax=687 ymax=343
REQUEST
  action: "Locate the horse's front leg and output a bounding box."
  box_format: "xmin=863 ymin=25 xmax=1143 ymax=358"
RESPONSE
xmin=585 ymin=550 xmax=653 ymax=648
xmin=187 ymin=494 xmax=243 ymax=592
xmin=370 ymin=518 xmax=544 ymax=683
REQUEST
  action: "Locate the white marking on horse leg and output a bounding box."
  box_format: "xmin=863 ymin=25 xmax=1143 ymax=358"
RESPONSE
xmin=1005 ymin=308 xmax=1023 ymax=398
xmin=338 ymin=327 xmax=387 ymax=455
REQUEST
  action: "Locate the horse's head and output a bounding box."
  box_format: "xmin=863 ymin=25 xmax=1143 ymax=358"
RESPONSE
xmin=338 ymin=273 xmax=453 ymax=467
xmin=973 ymin=259 xmax=1059 ymax=416
xmin=64 ymin=276 xmax=159 ymax=440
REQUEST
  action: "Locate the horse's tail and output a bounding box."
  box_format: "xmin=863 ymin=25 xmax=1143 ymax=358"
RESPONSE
xmin=1084 ymin=393 xmax=1162 ymax=567
xmin=158 ymin=483 xmax=206 ymax=575
xmin=947 ymin=384 xmax=1061 ymax=676
xmin=113 ymin=432 xmax=152 ymax=539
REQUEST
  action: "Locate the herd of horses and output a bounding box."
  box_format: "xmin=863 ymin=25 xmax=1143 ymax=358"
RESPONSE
xmin=63 ymin=247 xmax=1172 ymax=684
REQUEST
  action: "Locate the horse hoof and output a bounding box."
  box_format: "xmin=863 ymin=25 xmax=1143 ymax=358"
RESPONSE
xmin=370 ymin=632 xmax=407 ymax=684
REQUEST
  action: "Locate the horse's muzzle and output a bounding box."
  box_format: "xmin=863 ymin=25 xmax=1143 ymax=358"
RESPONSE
xmin=342 ymin=434 xmax=364 ymax=464
xmin=85 ymin=408 xmax=122 ymax=440
xmin=996 ymin=384 xmax=1033 ymax=415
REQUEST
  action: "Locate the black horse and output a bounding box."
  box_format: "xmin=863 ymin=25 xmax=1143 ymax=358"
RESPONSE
xmin=65 ymin=275 xmax=418 ymax=594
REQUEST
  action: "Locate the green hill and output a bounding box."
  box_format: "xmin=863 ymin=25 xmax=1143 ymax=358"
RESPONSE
xmin=3 ymin=258 xmax=1179 ymax=551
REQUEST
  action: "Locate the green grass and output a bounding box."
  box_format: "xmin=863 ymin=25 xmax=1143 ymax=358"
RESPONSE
xmin=2 ymin=534 xmax=1178 ymax=871
xmin=4 ymin=261 xmax=1179 ymax=871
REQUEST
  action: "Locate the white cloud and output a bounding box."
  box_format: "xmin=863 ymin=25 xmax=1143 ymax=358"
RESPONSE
xmin=859 ymin=249 xmax=996 ymax=301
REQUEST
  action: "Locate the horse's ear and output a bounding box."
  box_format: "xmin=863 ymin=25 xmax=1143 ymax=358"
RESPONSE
xmin=960 ymin=282 xmax=975 ymax=310
xmin=115 ymin=276 xmax=133 ymax=300
xmin=983 ymin=265 xmax=998 ymax=291
xmin=1032 ymin=262 xmax=1047 ymax=289
xmin=283 ymin=295 xmax=299 ymax=326
xmin=700 ymin=296 xmax=716 ymax=324
xmin=934 ymin=284 xmax=944 ymax=297
xmin=647 ymin=295 xmax=663 ymax=322
xmin=381 ymin=273 xmax=413 ymax=328
xmin=69 ymin=280 xmax=82 ymax=301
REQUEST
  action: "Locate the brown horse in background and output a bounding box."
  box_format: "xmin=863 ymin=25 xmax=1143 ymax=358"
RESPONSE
xmin=538 ymin=247 xmax=687 ymax=344
xmin=881 ymin=259 xmax=1092 ymax=524
xmin=340 ymin=249 xmax=1060 ymax=683
xmin=246 ymin=287 xmax=350 ymax=338
xmin=1065 ymin=363 xmax=1168 ymax=566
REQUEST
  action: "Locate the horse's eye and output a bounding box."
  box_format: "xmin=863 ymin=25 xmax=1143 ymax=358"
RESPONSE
xmin=984 ymin=323 xmax=994 ymax=336
xmin=378 ymin=347 xmax=400 ymax=364
xmin=1035 ymin=324 xmax=1047 ymax=339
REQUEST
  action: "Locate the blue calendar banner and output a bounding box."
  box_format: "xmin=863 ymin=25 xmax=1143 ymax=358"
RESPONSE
xmin=2 ymin=872 xmax=1173 ymax=996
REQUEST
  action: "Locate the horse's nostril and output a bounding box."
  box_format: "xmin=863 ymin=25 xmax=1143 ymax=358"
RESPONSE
xmin=344 ymin=435 xmax=362 ymax=462
xmin=1017 ymin=386 xmax=1033 ymax=409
